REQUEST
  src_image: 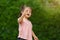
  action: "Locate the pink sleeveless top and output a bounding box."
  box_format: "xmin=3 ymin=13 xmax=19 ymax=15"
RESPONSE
xmin=18 ymin=18 xmax=32 ymax=40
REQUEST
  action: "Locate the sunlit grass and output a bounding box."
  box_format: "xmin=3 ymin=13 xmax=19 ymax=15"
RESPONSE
xmin=39 ymin=0 xmax=60 ymax=15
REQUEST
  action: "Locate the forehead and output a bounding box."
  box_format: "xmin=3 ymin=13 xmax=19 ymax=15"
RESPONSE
xmin=25 ymin=7 xmax=32 ymax=11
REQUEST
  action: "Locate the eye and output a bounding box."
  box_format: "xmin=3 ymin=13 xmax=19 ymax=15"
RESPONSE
xmin=25 ymin=9 xmax=28 ymax=12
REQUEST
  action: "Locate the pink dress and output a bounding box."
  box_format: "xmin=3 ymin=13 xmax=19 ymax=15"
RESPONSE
xmin=18 ymin=18 xmax=32 ymax=40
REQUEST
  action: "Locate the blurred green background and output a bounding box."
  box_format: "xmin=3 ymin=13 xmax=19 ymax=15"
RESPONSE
xmin=0 ymin=0 xmax=60 ymax=40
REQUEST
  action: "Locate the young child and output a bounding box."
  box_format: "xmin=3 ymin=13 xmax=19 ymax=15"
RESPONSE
xmin=17 ymin=5 xmax=39 ymax=40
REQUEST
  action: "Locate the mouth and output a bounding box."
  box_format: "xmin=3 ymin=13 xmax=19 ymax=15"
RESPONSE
xmin=27 ymin=14 xmax=29 ymax=16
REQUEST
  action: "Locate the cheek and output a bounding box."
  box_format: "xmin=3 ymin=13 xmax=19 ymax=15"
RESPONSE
xmin=29 ymin=14 xmax=31 ymax=16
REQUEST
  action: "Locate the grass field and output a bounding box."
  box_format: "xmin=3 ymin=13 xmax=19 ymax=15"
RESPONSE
xmin=0 ymin=0 xmax=60 ymax=40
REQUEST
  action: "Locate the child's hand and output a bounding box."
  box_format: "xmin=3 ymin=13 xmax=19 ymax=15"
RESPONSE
xmin=34 ymin=36 xmax=39 ymax=40
xmin=22 ymin=8 xmax=28 ymax=16
xmin=22 ymin=12 xmax=27 ymax=16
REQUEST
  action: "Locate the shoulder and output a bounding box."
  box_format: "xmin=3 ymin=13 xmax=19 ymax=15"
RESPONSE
xmin=28 ymin=20 xmax=32 ymax=24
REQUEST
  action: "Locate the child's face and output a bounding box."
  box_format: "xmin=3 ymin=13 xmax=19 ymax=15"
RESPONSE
xmin=23 ymin=7 xmax=32 ymax=18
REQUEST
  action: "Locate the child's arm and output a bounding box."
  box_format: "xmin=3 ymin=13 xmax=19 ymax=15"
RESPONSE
xmin=32 ymin=31 xmax=39 ymax=40
xmin=18 ymin=14 xmax=25 ymax=23
xmin=18 ymin=12 xmax=26 ymax=23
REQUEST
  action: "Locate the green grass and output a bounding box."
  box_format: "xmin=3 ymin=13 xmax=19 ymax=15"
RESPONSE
xmin=0 ymin=0 xmax=60 ymax=40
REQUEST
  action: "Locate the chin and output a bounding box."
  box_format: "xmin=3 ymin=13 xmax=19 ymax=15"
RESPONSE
xmin=25 ymin=15 xmax=31 ymax=18
xmin=27 ymin=17 xmax=30 ymax=18
xmin=26 ymin=16 xmax=30 ymax=18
